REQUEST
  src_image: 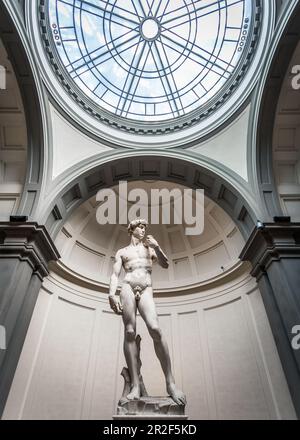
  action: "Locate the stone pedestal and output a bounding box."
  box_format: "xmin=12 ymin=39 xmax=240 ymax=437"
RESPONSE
xmin=240 ymin=222 xmax=300 ymax=418
xmin=0 ymin=222 xmax=60 ymax=416
xmin=114 ymin=396 xmax=188 ymax=420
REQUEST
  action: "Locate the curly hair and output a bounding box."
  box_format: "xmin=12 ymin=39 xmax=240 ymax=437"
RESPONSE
xmin=127 ymin=218 xmax=148 ymax=235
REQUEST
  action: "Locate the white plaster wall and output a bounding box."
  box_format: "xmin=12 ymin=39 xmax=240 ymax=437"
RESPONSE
xmin=3 ymin=267 xmax=296 ymax=420
xmin=186 ymin=105 xmax=249 ymax=182
xmin=48 ymin=103 xmax=249 ymax=189
xmin=50 ymin=104 xmax=112 ymax=180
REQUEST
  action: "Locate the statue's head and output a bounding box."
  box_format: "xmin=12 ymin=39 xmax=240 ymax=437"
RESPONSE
xmin=127 ymin=218 xmax=148 ymax=239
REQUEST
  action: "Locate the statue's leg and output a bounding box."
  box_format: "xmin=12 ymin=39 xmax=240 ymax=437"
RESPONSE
xmin=120 ymin=283 xmax=140 ymax=400
xmin=138 ymin=288 xmax=186 ymax=406
xmin=138 ymin=287 xmax=174 ymax=384
xmin=135 ymin=334 xmax=148 ymax=397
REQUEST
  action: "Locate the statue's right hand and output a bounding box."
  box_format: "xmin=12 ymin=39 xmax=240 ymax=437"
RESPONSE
xmin=109 ymin=295 xmax=123 ymax=315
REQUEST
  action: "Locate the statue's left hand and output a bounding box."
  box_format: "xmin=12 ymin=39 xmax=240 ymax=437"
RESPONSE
xmin=144 ymin=235 xmax=159 ymax=248
xmin=109 ymin=295 xmax=123 ymax=315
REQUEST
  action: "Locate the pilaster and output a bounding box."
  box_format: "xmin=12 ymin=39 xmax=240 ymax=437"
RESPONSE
xmin=0 ymin=222 xmax=60 ymax=416
xmin=240 ymin=222 xmax=300 ymax=418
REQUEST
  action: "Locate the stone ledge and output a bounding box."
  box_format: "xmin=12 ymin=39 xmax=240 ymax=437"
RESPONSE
xmin=114 ymin=415 xmax=188 ymax=420
xmin=117 ymin=396 xmax=186 ymax=417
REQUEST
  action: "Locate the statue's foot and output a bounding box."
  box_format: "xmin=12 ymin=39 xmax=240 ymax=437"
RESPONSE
xmin=118 ymin=396 xmax=129 ymax=406
xmin=167 ymin=383 xmax=186 ymax=406
xmin=126 ymin=385 xmax=141 ymax=400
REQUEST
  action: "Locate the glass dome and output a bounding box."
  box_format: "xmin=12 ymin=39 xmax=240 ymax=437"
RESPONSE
xmin=43 ymin=0 xmax=260 ymax=133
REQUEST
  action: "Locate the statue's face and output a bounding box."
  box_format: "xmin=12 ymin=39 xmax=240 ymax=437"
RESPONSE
xmin=132 ymin=223 xmax=146 ymax=240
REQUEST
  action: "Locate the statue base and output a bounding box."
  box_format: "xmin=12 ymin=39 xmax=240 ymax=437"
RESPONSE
xmin=113 ymin=396 xmax=188 ymax=420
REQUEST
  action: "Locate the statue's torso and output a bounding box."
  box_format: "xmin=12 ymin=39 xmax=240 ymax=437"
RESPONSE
xmin=121 ymin=244 xmax=154 ymax=289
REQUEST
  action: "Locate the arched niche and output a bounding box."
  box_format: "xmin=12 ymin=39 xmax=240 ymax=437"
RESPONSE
xmin=44 ymin=156 xmax=257 ymax=242
xmin=272 ymin=43 xmax=300 ymax=220
xmin=54 ymin=180 xmax=246 ymax=295
xmin=0 ymin=1 xmax=45 ymax=219
xmin=4 ymin=179 xmax=296 ymax=420
xmin=254 ymin=2 xmax=300 ymax=220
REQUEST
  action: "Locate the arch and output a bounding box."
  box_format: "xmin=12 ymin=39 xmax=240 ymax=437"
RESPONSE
xmin=0 ymin=1 xmax=46 ymax=219
xmin=44 ymin=155 xmax=256 ymax=241
xmin=253 ymin=1 xmax=300 ymax=220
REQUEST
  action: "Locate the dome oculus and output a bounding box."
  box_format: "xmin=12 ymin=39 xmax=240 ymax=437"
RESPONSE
xmin=44 ymin=0 xmax=258 ymax=130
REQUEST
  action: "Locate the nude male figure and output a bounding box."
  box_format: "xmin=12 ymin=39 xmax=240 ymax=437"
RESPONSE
xmin=108 ymin=219 xmax=186 ymax=405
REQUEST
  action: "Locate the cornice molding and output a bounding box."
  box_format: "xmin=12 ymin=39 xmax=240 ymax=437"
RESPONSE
xmin=240 ymin=222 xmax=300 ymax=279
xmin=49 ymin=258 xmax=253 ymax=299
xmin=0 ymin=222 xmax=60 ymax=280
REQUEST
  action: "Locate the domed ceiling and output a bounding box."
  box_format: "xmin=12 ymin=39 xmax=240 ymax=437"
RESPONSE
xmin=40 ymin=0 xmax=262 ymax=135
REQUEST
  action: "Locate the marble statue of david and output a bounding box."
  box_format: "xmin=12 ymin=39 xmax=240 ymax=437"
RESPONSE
xmin=108 ymin=218 xmax=186 ymax=406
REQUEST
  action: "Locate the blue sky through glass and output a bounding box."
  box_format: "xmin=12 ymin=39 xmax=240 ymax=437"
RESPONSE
xmin=48 ymin=0 xmax=253 ymax=122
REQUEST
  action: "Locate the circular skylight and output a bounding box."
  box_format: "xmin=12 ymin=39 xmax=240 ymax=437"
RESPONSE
xmin=44 ymin=0 xmax=259 ymax=131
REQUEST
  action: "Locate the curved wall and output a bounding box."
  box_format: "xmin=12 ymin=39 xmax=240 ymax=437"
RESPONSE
xmin=3 ymin=185 xmax=296 ymax=419
xmin=54 ymin=182 xmax=245 ymax=289
xmin=3 ymin=264 xmax=296 ymax=420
